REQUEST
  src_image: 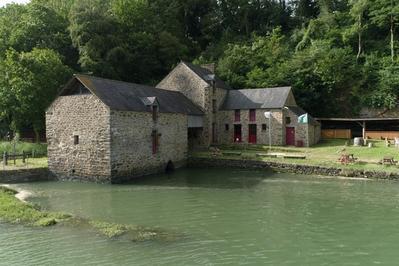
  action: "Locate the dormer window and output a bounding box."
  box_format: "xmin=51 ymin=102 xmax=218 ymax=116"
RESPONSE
xmin=140 ymin=96 xmax=159 ymax=122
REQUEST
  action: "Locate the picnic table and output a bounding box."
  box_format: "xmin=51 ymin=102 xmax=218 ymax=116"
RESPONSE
xmin=338 ymin=154 xmax=357 ymax=165
xmin=380 ymin=156 xmax=398 ymax=165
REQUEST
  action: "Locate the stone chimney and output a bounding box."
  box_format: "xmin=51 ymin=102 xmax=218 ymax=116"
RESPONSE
xmin=201 ymin=63 xmax=215 ymax=73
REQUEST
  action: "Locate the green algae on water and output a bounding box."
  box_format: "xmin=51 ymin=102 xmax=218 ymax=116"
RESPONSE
xmin=0 ymin=186 xmax=180 ymax=242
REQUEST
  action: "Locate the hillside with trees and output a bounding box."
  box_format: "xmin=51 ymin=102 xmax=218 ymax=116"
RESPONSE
xmin=0 ymin=0 xmax=398 ymax=140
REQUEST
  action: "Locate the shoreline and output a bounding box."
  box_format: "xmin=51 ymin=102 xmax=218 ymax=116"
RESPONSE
xmin=188 ymin=157 xmax=399 ymax=180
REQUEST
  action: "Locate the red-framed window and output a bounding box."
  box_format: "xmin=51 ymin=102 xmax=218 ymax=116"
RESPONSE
xmin=249 ymin=109 xmax=256 ymax=122
xmin=234 ymin=109 xmax=240 ymax=122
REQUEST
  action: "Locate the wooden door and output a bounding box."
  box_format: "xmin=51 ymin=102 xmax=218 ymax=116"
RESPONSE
xmin=248 ymin=124 xmax=257 ymax=144
xmin=234 ymin=125 xmax=242 ymax=142
xmin=286 ymin=127 xmax=295 ymax=146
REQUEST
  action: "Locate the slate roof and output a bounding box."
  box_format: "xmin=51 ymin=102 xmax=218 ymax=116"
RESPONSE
xmin=64 ymin=74 xmax=204 ymax=115
xmin=183 ymin=62 xmax=231 ymax=90
xmin=221 ymin=87 xmax=292 ymax=110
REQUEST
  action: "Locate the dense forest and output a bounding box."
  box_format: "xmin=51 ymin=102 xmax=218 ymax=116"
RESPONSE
xmin=0 ymin=0 xmax=398 ymax=140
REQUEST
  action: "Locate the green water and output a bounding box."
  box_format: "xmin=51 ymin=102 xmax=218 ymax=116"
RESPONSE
xmin=2 ymin=168 xmax=399 ymax=265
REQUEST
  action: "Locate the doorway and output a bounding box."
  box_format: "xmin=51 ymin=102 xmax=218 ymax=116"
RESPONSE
xmin=286 ymin=127 xmax=295 ymax=146
xmin=248 ymin=124 xmax=257 ymax=144
xmin=234 ymin=125 xmax=242 ymax=142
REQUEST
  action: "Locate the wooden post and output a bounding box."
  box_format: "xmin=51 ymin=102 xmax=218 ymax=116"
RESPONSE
xmin=3 ymin=151 xmax=7 ymax=166
xmin=32 ymin=149 xmax=35 ymax=158
xmin=362 ymin=121 xmax=366 ymax=139
xmin=22 ymin=151 xmax=25 ymax=164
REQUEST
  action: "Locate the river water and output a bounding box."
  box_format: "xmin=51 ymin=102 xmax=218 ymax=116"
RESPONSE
xmin=1 ymin=168 xmax=399 ymax=265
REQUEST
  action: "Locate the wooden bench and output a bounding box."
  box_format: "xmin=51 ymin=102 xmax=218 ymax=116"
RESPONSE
xmin=222 ymin=151 xmax=242 ymax=156
xmin=283 ymin=155 xmax=306 ymax=159
xmin=380 ymin=156 xmax=398 ymax=165
xmin=256 ymin=153 xmax=277 ymax=158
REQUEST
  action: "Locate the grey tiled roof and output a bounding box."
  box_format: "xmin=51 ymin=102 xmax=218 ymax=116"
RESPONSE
xmin=221 ymin=87 xmax=292 ymax=110
xmin=183 ymin=62 xmax=232 ymax=90
xmin=67 ymin=74 xmax=204 ymax=115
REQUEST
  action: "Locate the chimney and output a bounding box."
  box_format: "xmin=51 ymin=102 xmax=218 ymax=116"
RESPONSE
xmin=201 ymin=63 xmax=215 ymax=73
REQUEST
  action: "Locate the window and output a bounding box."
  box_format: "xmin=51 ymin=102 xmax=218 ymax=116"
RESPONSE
xmin=212 ymin=100 xmax=217 ymax=113
xmin=285 ymin=117 xmax=291 ymax=125
xmin=152 ymin=130 xmax=159 ymax=154
xmin=225 ymin=124 xmax=229 ymax=131
xmin=249 ymin=109 xmax=256 ymax=122
xmin=73 ymin=135 xmax=79 ymax=145
xmin=234 ymin=109 xmax=240 ymax=122
xmin=152 ymin=105 xmax=158 ymax=122
xmin=262 ymin=124 xmax=267 ymax=131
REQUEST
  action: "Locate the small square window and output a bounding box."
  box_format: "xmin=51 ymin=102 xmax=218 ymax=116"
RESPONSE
xmin=74 ymin=135 xmax=79 ymax=145
xmin=262 ymin=124 xmax=267 ymax=131
xmin=225 ymin=124 xmax=229 ymax=131
xmin=286 ymin=117 xmax=291 ymax=124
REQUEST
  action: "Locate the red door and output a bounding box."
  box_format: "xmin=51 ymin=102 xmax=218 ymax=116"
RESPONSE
xmin=286 ymin=127 xmax=295 ymax=146
xmin=234 ymin=125 xmax=242 ymax=142
xmin=248 ymin=124 xmax=257 ymax=144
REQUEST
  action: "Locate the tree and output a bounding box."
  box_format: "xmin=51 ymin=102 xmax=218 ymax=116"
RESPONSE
xmin=370 ymin=0 xmax=399 ymax=62
xmin=348 ymin=0 xmax=369 ymax=60
xmin=0 ymin=2 xmax=78 ymax=68
xmin=0 ymin=48 xmax=72 ymax=141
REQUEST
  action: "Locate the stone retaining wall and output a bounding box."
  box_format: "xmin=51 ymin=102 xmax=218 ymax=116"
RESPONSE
xmin=0 ymin=168 xmax=53 ymax=184
xmin=188 ymin=157 xmax=399 ymax=180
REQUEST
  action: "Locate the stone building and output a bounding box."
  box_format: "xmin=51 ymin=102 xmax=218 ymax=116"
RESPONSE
xmin=158 ymin=62 xmax=321 ymax=147
xmin=47 ymin=62 xmax=320 ymax=182
xmin=46 ymin=74 xmax=203 ymax=183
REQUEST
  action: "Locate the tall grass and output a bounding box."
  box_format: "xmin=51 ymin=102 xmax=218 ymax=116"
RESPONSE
xmin=0 ymin=141 xmax=47 ymax=156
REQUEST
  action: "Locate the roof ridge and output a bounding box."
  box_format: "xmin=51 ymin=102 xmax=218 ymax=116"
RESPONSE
xmin=74 ymin=74 xmax=184 ymax=95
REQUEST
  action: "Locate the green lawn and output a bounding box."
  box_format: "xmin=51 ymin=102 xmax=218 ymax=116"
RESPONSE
xmin=192 ymin=139 xmax=399 ymax=174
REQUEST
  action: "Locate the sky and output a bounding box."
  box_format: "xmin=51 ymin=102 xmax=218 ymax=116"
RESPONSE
xmin=0 ymin=0 xmax=30 ymax=7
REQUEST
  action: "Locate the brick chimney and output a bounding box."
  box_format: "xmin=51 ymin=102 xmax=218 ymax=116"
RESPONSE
xmin=201 ymin=63 xmax=215 ymax=73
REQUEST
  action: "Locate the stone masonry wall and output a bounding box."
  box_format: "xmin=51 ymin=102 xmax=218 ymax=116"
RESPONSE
xmin=46 ymin=95 xmax=112 ymax=182
xmin=204 ymin=86 xmax=228 ymax=146
xmin=217 ymin=109 xmax=284 ymax=145
xmin=157 ymin=63 xmax=207 ymax=109
xmin=284 ymin=108 xmax=308 ymax=146
xmin=157 ymin=63 xmax=228 ymax=147
xmin=110 ymin=111 xmax=187 ymax=182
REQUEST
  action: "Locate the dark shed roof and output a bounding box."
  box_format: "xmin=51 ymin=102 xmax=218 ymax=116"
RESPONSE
xmin=183 ymin=62 xmax=231 ymax=90
xmin=221 ymin=87 xmax=291 ymax=110
xmin=64 ymin=75 xmax=204 ymax=115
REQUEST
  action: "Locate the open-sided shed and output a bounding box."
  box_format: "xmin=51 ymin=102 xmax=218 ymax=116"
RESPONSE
xmin=316 ymin=117 xmax=399 ymax=139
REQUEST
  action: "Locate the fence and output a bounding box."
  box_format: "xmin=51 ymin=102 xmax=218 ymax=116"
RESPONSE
xmin=321 ymin=129 xmax=352 ymax=139
xmin=2 ymin=150 xmax=43 ymax=166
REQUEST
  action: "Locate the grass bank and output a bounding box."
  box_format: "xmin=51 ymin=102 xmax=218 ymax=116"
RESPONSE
xmin=0 ymin=186 xmax=178 ymax=242
xmin=0 ymin=141 xmax=48 ymax=170
xmin=192 ymin=139 xmax=399 ymax=174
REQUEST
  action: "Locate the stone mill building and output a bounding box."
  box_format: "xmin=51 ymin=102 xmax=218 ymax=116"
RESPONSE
xmin=46 ymin=62 xmax=320 ymax=183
